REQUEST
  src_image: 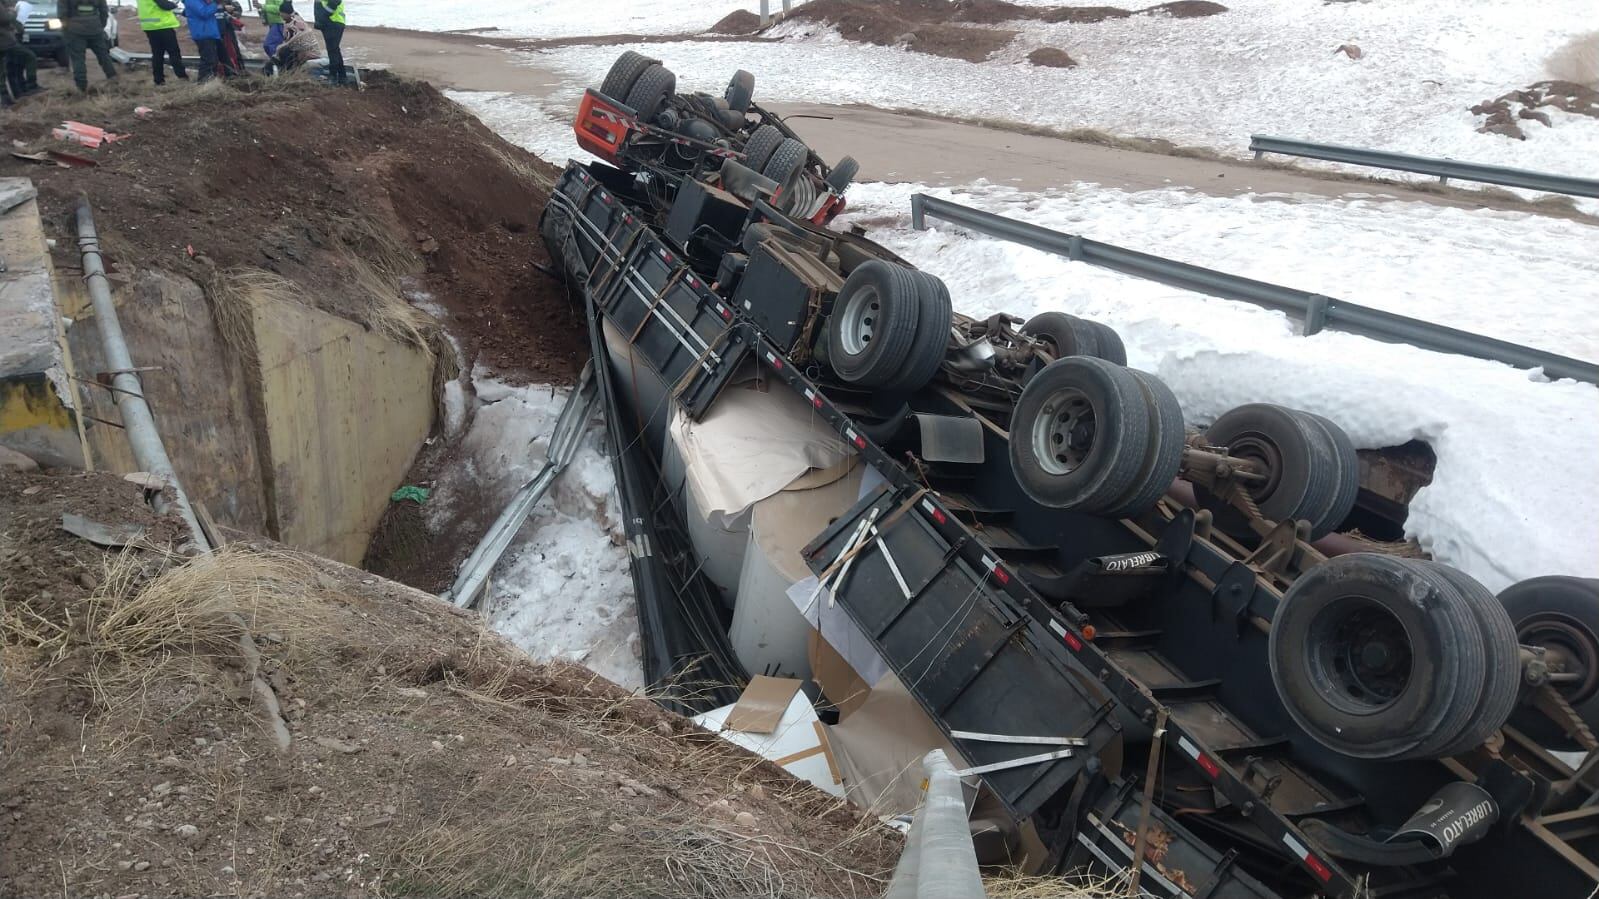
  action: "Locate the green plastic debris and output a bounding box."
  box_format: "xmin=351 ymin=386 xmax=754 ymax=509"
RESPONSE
xmin=390 ymin=485 xmax=430 ymax=505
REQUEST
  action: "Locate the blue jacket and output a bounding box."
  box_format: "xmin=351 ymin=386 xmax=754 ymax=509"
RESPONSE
xmin=183 ymin=0 xmax=219 ymax=40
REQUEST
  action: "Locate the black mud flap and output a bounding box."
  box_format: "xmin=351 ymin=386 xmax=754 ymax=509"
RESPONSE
xmin=803 ymin=483 xmax=1122 ymax=819
xmin=1071 ymin=779 xmax=1280 ymax=899
xmin=549 ymin=162 xmax=748 ymax=418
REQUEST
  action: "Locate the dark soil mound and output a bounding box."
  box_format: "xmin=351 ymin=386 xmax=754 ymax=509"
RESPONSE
xmin=1028 ymin=46 xmax=1079 ymax=67
xmin=790 ymin=0 xmax=1224 ymax=59
xmin=710 ymin=9 xmax=762 ymax=34
xmin=0 ymin=75 xmax=585 ymax=387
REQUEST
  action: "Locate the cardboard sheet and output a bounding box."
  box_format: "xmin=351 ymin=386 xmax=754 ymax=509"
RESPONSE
xmin=725 ymin=675 xmax=804 ymax=734
xmin=668 ymin=380 xmax=853 ymax=521
xmin=694 ymin=683 xmax=846 ymax=798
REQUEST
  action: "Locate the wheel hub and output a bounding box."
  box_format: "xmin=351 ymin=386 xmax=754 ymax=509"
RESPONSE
xmin=838 ymin=285 xmax=880 ymax=357
xmin=1226 ymin=432 xmax=1284 ymax=502
xmin=1308 ymin=598 xmax=1414 ymax=713
xmin=1032 ymin=388 xmax=1096 ymax=476
xmin=1521 ymin=613 xmax=1599 ymax=705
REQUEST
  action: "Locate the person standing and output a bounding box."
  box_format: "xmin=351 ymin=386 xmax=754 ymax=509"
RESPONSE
xmin=312 ymin=0 xmax=343 ymax=85
xmin=261 ymin=0 xmax=283 ymax=59
xmin=55 ymin=0 xmax=117 ymax=92
xmin=137 ymin=0 xmax=187 ymax=85
xmin=182 ymin=0 xmax=220 ymax=81
xmin=8 ymin=0 xmax=39 ymax=95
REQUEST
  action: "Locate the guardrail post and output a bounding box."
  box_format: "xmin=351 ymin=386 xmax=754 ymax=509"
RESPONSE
xmin=782 ymin=0 xmax=791 ymax=12
xmin=1438 ymin=175 xmax=1449 ymax=187
xmin=1067 ymin=234 xmax=1084 ymax=261
xmin=1303 ymin=295 xmax=1330 ymax=336
xmin=1253 ymin=149 xmax=1264 ymax=162
xmin=759 ymin=0 xmax=770 ymax=26
xmin=910 ymin=194 xmax=927 ymax=231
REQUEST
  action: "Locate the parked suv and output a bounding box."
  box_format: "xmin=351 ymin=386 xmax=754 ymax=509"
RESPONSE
xmin=23 ymin=7 xmax=119 ymax=67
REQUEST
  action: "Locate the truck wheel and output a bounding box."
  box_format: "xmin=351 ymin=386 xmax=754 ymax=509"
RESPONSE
xmin=624 ymin=64 xmax=676 ymax=122
xmin=742 ymin=124 xmax=785 ymax=174
xmin=601 ymin=50 xmax=658 ymax=102
xmin=883 ymin=270 xmax=952 ymax=393
xmin=1203 ymin=403 xmax=1332 ymax=527
xmin=825 ymin=260 xmax=923 ymax=387
xmin=1499 ymin=576 xmax=1599 ymax=749
xmin=1023 ymin=311 xmax=1100 ymax=360
xmin=1268 ymin=554 xmax=1486 ymax=760
xmin=1296 ymin=411 xmax=1359 ymax=539
xmin=1009 ymin=357 xmax=1151 ymax=514
xmin=1420 ymin=562 xmax=1523 ymax=757
xmin=1085 ymin=320 xmax=1127 ymax=366
xmin=725 ymin=69 xmax=755 ymax=113
xmin=826 ymin=156 xmax=860 ymax=194
xmin=1104 ymin=370 xmax=1185 ymax=519
xmin=762 ymin=138 xmax=808 ymax=193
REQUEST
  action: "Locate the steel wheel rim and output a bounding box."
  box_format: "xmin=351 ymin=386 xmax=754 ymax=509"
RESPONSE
xmin=1307 ymin=596 xmax=1414 ymax=715
xmin=1226 ymin=431 xmax=1284 ymax=502
xmin=1032 ymin=387 xmax=1096 ymax=476
xmin=839 ymin=285 xmax=881 ymax=357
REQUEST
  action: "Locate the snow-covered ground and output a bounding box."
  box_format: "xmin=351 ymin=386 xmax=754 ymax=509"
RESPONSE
xmin=342 ymin=0 xmax=796 ymax=38
xmin=836 ymin=181 xmax=1599 ymax=591
xmin=426 ymin=371 xmax=643 ymax=690
xmin=413 ymin=0 xmax=1599 ymax=184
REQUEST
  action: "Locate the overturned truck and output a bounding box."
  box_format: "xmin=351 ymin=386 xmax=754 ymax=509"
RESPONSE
xmin=538 ymin=52 xmax=1599 ymax=899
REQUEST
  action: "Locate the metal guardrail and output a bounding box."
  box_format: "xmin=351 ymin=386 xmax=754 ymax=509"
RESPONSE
xmin=444 ymin=362 xmax=598 ymax=609
xmin=910 ymin=194 xmax=1599 ymax=385
xmin=1249 ymin=135 xmax=1599 ymax=199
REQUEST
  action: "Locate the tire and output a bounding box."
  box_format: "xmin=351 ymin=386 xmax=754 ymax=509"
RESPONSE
xmin=725 ymin=69 xmax=755 ymax=113
xmin=537 ymin=203 xmax=588 ymax=285
xmin=826 ymin=156 xmax=860 ymax=193
xmin=1024 ymin=311 xmax=1100 ymax=360
xmin=1009 ymin=357 xmax=1151 ymax=514
xmin=601 ymin=50 xmax=657 ymax=102
xmin=762 ymin=138 xmax=808 ymax=190
xmin=884 ymin=270 xmax=952 ymax=393
xmin=1085 ymin=320 xmax=1127 ymax=366
xmin=1421 ymin=563 xmax=1523 ymax=757
xmin=825 ymin=260 xmax=923 ymax=387
xmin=1204 ymin=403 xmax=1333 ymax=527
xmin=1104 ymin=370 xmax=1185 ymax=519
xmin=1500 ymin=576 xmax=1599 ymax=749
xmin=1297 ymin=411 xmax=1359 ymax=539
xmin=1268 ymin=554 xmax=1486 ymax=760
xmin=624 ymin=64 xmax=676 ymax=122
xmin=742 ymin=124 xmax=785 ymax=173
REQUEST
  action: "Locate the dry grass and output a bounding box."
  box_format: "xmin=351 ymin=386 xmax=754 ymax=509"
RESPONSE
xmin=204 ymin=266 xmax=302 ymax=360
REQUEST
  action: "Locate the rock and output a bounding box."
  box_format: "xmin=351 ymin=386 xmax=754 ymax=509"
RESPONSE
xmin=571 ymin=753 xmax=588 ymax=766
xmin=1334 ymin=42 xmax=1363 ymax=60
xmin=0 ymin=446 xmax=39 ymax=471
xmin=117 ymin=861 xmax=133 ymax=871
xmin=608 ymin=822 xmax=628 ymax=834
xmin=174 ymin=824 xmax=200 ymax=842
xmin=307 ymin=786 xmax=323 ymax=796
xmin=1518 ymin=108 xmax=1553 ymax=127
xmin=734 ymin=811 xmax=758 ymax=829
xmin=77 ymin=572 xmax=99 ymax=591
xmin=151 ymin=782 xmax=172 ymax=796
xmin=396 ymin=687 xmax=428 ymax=699
xmin=504 ymin=754 xmax=518 ymax=767
xmin=133 ymin=861 xmax=151 ymax=872
xmin=313 ymin=737 xmax=362 ymax=754
xmin=1026 ymin=47 xmax=1077 ymax=68
xmin=547 ymin=756 xmax=571 ymax=766
xmin=749 ymin=784 xmax=767 ymax=801
xmin=430 ymin=740 xmax=445 ymax=751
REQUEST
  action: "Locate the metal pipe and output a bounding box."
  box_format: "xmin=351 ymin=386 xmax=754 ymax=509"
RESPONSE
xmin=75 ymin=201 xmax=210 ymax=552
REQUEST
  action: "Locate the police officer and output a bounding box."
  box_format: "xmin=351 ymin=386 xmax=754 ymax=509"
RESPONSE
xmin=137 ymin=0 xmax=187 ymax=85
xmin=312 ymin=0 xmax=343 ymax=85
xmin=54 ymin=0 xmax=117 ymax=92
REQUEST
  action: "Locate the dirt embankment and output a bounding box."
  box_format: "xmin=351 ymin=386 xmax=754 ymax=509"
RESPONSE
xmin=0 ymin=469 xmax=901 ymax=898
xmin=1472 ymin=80 xmax=1599 ymax=140
xmin=778 ymin=0 xmax=1226 ymax=63
xmin=0 ymin=74 xmax=586 ymax=386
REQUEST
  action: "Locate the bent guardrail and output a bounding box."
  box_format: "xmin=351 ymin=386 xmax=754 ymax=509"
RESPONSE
xmin=909 ymin=194 xmax=1599 ymax=385
xmin=1248 ymin=135 xmax=1599 ymax=199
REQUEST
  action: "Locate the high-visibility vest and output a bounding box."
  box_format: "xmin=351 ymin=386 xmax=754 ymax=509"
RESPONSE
xmin=137 ymin=0 xmax=179 ymax=30
xmin=317 ymin=0 xmax=344 ymax=24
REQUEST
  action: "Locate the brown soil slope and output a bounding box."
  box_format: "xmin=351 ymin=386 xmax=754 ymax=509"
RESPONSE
xmin=0 ymin=74 xmax=585 ymax=385
xmin=0 ymin=469 xmax=900 ymax=898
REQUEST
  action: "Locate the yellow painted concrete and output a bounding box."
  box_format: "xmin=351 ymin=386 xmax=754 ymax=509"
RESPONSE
xmin=250 ymin=295 xmax=434 ymax=564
